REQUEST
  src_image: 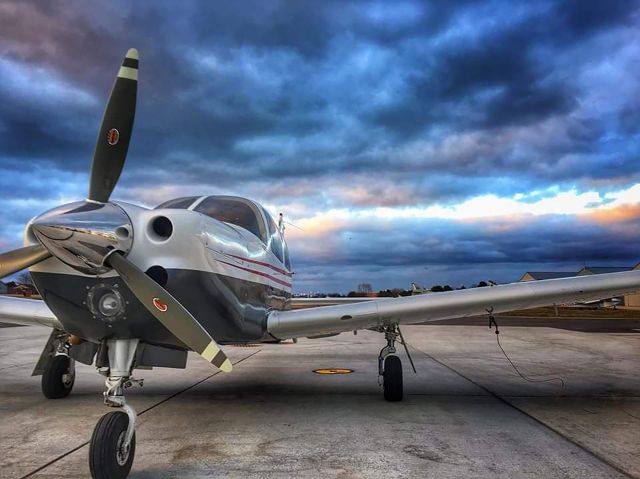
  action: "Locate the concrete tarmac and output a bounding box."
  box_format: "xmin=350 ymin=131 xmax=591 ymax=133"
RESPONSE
xmin=0 ymin=323 xmax=638 ymax=478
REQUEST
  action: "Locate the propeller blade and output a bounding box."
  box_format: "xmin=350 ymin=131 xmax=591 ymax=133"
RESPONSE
xmin=88 ymin=48 xmax=139 ymax=203
xmin=0 ymin=244 xmax=50 ymax=279
xmin=106 ymin=252 xmax=232 ymax=372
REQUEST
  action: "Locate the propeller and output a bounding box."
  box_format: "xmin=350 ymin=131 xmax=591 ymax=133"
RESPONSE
xmin=0 ymin=245 xmax=50 ymax=279
xmin=88 ymin=48 xmax=138 ymax=203
xmin=0 ymin=48 xmax=232 ymax=372
xmin=107 ymin=252 xmax=232 ymax=372
xmin=0 ymin=49 xmax=138 ymax=276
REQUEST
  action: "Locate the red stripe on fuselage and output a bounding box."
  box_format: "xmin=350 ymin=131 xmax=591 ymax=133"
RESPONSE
xmin=217 ymin=259 xmax=292 ymax=289
xmin=226 ymin=253 xmax=292 ymax=277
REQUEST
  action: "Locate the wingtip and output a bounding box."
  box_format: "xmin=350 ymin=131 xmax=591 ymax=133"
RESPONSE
xmin=126 ymin=48 xmax=139 ymax=60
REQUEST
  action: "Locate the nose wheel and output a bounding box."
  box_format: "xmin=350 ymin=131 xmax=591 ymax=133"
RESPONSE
xmin=89 ymin=339 xmax=140 ymax=479
xmin=89 ymin=410 xmax=136 ymax=479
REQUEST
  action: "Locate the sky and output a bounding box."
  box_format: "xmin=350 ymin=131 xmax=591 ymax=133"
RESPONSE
xmin=0 ymin=1 xmax=639 ymax=293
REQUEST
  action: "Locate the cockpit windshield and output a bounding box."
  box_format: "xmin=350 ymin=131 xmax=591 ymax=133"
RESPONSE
xmin=155 ymin=196 xmax=199 ymax=210
xmin=195 ymin=196 xmax=266 ymax=242
xmin=156 ymin=195 xmax=289 ymax=269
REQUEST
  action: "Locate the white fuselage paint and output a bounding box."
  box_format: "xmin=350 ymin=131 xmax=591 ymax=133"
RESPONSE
xmin=28 ymin=201 xmax=292 ymax=293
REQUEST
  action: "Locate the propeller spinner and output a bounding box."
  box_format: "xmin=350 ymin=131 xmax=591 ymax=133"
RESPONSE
xmin=0 ymin=49 xmax=231 ymax=372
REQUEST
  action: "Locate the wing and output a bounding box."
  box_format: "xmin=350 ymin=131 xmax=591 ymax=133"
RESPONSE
xmin=0 ymin=296 xmax=61 ymax=329
xmin=269 ymin=271 xmax=640 ymax=339
xmin=290 ymin=297 xmax=375 ymax=309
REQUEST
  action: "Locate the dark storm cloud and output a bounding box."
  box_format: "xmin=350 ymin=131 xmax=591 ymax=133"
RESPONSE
xmin=555 ymin=0 xmax=638 ymax=38
xmin=289 ymin=211 xmax=640 ymax=290
xmin=0 ymin=97 xmax=95 ymax=166
xmin=298 ymin=216 xmax=639 ymax=268
xmin=1 ymin=1 xmax=639 ymax=291
xmin=1 ymin=1 xmax=638 ymax=181
xmin=369 ymin=0 xmax=638 ymax=137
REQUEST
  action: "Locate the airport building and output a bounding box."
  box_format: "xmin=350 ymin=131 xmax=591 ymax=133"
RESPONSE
xmin=519 ymin=272 xmax=576 ymax=281
xmin=519 ymin=264 xmax=640 ymax=308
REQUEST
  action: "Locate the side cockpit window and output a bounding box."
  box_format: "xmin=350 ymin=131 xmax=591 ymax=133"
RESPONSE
xmin=262 ymin=207 xmax=291 ymax=271
xmin=270 ymin=233 xmax=284 ymax=263
xmin=195 ymin=196 xmax=266 ymax=242
xmin=262 ymin=208 xmax=284 ymax=264
xmin=284 ymin=245 xmax=291 ymax=271
xmin=155 ymin=196 xmax=198 ymax=210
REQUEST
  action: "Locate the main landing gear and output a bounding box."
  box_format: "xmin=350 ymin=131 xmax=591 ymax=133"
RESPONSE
xmin=42 ymin=354 xmax=75 ymax=399
xmin=34 ymin=329 xmax=76 ymax=399
xmin=378 ymin=325 xmax=415 ymax=402
xmin=89 ymin=339 xmax=142 ymax=479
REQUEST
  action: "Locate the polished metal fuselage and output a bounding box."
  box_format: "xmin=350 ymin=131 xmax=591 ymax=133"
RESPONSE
xmin=28 ymin=200 xmax=291 ymax=348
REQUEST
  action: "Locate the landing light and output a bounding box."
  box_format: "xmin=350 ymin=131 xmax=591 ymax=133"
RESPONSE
xmin=87 ymin=283 xmax=126 ymax=321
xmin=99 ymin=292 xmax=123 ymax=317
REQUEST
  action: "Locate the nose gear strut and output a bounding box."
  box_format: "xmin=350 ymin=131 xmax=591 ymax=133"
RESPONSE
xmin=90 ymin=339 xmax=141 ymax=479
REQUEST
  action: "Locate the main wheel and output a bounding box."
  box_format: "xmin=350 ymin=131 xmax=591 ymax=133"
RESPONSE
xmin=41 ymin=355 xmax=74 ymax=399
xmin=89 ymin=411 xmax=136 ymax=479
xmin=383 ymin=355 xmax=403 ymax=402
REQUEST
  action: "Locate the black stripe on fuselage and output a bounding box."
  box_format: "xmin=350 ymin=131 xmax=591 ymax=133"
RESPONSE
xmin=31 ymin=269 xmax=291 ymax=348
xmin=122 ymin=57 xmax=139 ymax=69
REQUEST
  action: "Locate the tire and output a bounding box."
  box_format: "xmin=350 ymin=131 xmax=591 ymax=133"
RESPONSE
xmin=383 ymin=355 xmax=403 ymax=402
xmin=89 ymin=411 xmax=136 ymax=479
xmin=41 ymin=355 xmax=74 ymax=399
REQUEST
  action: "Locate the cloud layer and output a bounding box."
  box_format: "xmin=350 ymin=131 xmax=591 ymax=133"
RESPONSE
xmin=1 ymin=1 xmax=639 ymax=291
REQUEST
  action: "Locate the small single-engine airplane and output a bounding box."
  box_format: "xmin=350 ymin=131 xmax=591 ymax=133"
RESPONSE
xmin=1 ymin=49 xmax=639 ymax=479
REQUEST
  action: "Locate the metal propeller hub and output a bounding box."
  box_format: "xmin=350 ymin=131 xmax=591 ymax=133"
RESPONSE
xmin=31 ymin=201 xmax=133 ymax=275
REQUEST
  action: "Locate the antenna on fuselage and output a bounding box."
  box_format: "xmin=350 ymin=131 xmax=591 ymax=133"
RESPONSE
xmin=278 ymin=212 xmax=305 ymax=236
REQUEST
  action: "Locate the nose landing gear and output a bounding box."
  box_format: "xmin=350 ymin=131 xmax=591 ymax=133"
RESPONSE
xmin=89 ymin=339 xmax=141 ymax=479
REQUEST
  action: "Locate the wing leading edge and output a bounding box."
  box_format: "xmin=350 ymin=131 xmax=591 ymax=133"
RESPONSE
xmin=269 ymin=270 xmax=640 ymax=339
xmin=0 ymin=296 xmax=61 ymax=329
xmin=290 ymin=297 xmax=375 ymax=309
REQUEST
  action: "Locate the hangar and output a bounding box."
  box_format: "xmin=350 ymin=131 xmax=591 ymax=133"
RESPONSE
xmin=520 ymin=263 xmax=640 ymax=308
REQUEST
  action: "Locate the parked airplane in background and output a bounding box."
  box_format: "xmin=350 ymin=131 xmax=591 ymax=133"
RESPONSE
xmin=1 ymin=49 xmax=639 ymax=479
xmin=411 ymin=282 xmax=428 ymax=294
